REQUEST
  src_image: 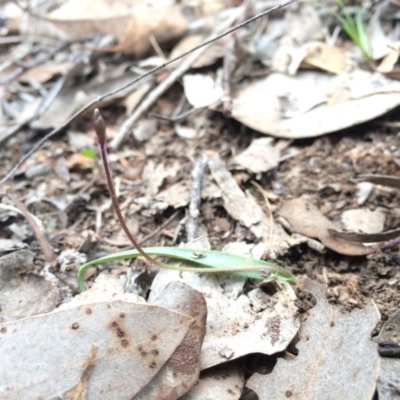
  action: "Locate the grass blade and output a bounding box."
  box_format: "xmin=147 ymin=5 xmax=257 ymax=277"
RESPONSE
xmin=77 ymin=247 xmax=296 ymax=291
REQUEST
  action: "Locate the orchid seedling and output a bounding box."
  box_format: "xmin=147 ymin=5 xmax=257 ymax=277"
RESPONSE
xmin=77 ymin=109 xmax=296 ymax=291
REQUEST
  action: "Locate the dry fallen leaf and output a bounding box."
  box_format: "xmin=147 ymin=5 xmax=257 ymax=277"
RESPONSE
xmin=181 ymin=361 xmax=244 ymax=400
xmin=32 ymin=68 xmax=145 ymax=129
xmin=302 ymin=41 xmax=347 ymax=75
xmin=170 ymin=35 xmax=225 ymax=69
xmin=142 ymin=159 xmax=181 ymax=196
xmin=377 ymin=42 xmax=400 ymax=74
xmin=377 ymin=309 xmax=400 ymax=399
xmin=209 ymin=152 xmax=304 ymax=257
xmin=134 ymin=281 xmax=207 ymax=400
xmin=232 ymin=137 xmax=280 ymax=174
xmin=377 ymin=358 xmax=400 ymax=400
xmin=278 ymin=197 xmax=374 ymax=256
xmin=149 ymin=238 xmax=300 ymax=371
xmin=232 ymin=71 xmax=400 ymax=139
xmin=183 ymin=74 xmax=223 ymax=108
xmin=271 ymin=3 xmax=324 ymax=74
xmin=19 ymin=62 xmax=71 ymax=83
xmin=0 ymin=250 xmax=58 ymax=322
xmin=42 ymin=0 xmax=188 ymax=55
xmin=341 ymin=208 xmax=386 ymax=235
xmin=247 ymin=277 xmax=380 ymax=400
xmin=0 ymin=275 xmax=194 ymax=399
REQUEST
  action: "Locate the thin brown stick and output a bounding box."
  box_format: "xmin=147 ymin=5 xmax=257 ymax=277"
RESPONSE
xmin=0 ymin=0 xmax=297 ymax=187
xmin=5 ymin=192 xmax=55 ymax=263
xmin=140 ymin=210 xmax=181 ymax=245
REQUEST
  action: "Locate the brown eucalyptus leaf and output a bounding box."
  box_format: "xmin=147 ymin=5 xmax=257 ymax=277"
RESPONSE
xmin=278 ymin=197 xmax=373 ymax=256
xmin=356 ymin=174 xmax=400 ymax=189
xmin=328 ymin=228 xmax=400 ymax=244
xmin=247 ymin=278 xmax=380 ymax=400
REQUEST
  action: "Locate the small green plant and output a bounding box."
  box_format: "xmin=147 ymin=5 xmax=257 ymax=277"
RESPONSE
xmin=77 ymin=110 xmax=296 ymax=292
xmin=80 ymin=148 xmax=97 ymax=159
xmin=323 ymin=0 xmax=372 ymax=59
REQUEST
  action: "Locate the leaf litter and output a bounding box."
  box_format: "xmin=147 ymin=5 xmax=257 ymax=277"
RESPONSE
xmin=246 ymin=278 xmax=380 ymax=400
xmin=1 ymin=0 xmax=400 ymax=398
xmin=0 ymin=274 xmax=194 ymax=399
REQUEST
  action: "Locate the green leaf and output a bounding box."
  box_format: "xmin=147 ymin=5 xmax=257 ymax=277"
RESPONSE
xmin=316 ymin=0 xmax=371 ymax=60
xmin=77 ymin=247 xmax=296 ymax=292
xmin=355 ymin=7 xmax=371 ymax=59
xmin=80 ymin=148 xmax=97 ymax=159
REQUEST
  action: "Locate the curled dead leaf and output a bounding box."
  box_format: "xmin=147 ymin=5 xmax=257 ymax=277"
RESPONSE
xmin=278 ymin=197 xmax=373 ymax=256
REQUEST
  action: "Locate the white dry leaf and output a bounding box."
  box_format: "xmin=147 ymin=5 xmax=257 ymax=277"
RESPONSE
xmin=181 ymin=361 xmax=244 ymax=400
xmin=356 ymin=182 xmax=375 ymax=205
xmin=247 ymin=278 xmax=380 ymax=400
xmin=232 ymin=137 xmax=280 ymax=174
xmin=231 ymin=70 xmax=400 ymax=139
xmin=377 ymin=41 xmax=400 ymax=73
xmin=149 ymin=239 xmax=300 ymax=370
xmin=341 ymin=208 xmax=386 ymax=235
xmin=0 ymin=275 xmax=194 ymax=399
xmin=183 ymin=74 xmax=224 ymax=108
xmin=222 ymin=242 xmax=271 ymax=260
xmin=175 ymin=124 xmax=198 ymax=140
xmin=67 ymin=131 xmax=96 ymax=151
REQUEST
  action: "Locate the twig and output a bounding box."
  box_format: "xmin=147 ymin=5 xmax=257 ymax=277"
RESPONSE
xmin=111 ymin=5 xmax=245 ymax=149
xmin=0 ymin=0 xmax=297 ymax=186
xmin=110 ymin=38 xmax=211 ymax=149
xmin=140 ymin=209 xmax=181 ymax=245
xmin=4 ymin=192 xmax=55 ymax=263
xmin=186 ymin=155 xmax=208 ymax=242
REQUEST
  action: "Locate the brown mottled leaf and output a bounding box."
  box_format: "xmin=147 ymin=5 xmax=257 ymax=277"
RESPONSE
xmin=278 ymin=197 xmax=373 ymax=256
